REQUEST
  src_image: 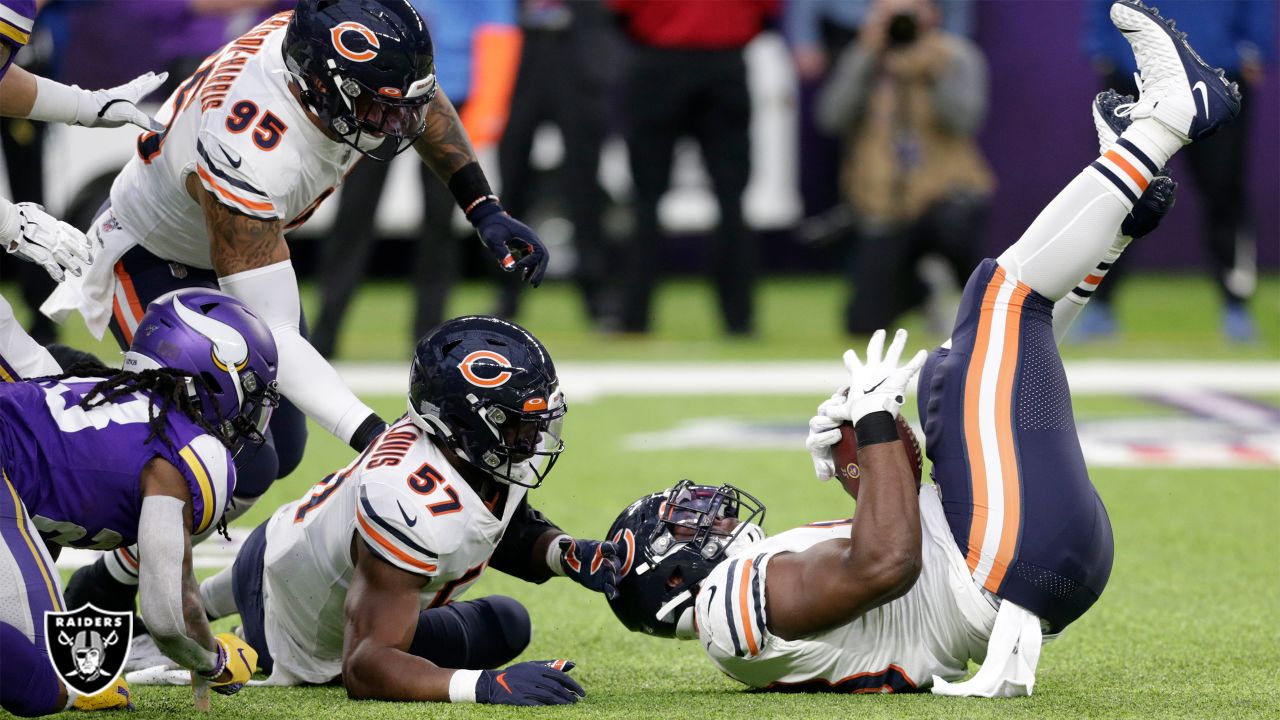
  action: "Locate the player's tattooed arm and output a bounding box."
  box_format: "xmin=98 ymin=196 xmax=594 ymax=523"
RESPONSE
xmin=191 ymin=176 xmax=289 ymax=276
xmin=413 ymin=88 xmax=479 ymax=184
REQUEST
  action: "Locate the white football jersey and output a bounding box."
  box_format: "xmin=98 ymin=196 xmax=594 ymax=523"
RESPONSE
xmin=260 ymin=417 xmax=528 ymax=684
xmin=696 ymin=485 xmax=997 ymax=693
xmin=109 ymin=11 xmax=359 ymax=270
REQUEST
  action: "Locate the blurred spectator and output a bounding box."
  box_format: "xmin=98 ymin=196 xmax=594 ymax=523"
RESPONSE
xmin=310 ymin=0 xmax=520 ymax=357
xmin=610 ymin=0 xmax=779 ymax=336
xmin=785 ymin=0 xmax=973 ymax=220
xmin=1081 ymin=0 xmax=1274 ymax=342
xmin=495 ymin=0 xmax=616 ymax=327
xmin=816 ymin=0 xmax=991 ymax=335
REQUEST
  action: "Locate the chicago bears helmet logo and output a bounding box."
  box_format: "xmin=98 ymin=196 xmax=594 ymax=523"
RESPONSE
xmin=458 ymin=350 xmax=515 ymax=388
xmin=330 ymin=21 xmax=379 ymax=62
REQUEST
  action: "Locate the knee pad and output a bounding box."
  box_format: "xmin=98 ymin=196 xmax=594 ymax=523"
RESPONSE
xmin=483 ymin=595 xmax=532 ymax=657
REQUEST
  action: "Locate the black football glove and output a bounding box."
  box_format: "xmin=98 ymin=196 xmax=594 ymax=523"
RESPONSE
xmin=476 ymin=660 xmax=584 ymax=706
xmin=470 ymin=201 xmax=549 ymax=287
xmin=1121 ymin=175 xmax=1177 ymax=239
xmin=559 ymin=537 xmax=621 ymax=599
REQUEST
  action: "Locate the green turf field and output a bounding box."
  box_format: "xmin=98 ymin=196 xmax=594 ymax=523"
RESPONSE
xmin=9 ymin=273 xmax=1276 ymax=718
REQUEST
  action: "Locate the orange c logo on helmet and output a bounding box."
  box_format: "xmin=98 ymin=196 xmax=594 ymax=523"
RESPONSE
xmin=330 ymin=21 xmax=379 ymax=62
xmin=458 ymin=350 xmax=514 ymax=388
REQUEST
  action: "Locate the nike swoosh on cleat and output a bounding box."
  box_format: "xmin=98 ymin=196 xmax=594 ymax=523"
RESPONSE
xmin=396 ymin=501 xmax=418 ymax=527
xmin=1192 ymin=80 xmax=1210 ymax=119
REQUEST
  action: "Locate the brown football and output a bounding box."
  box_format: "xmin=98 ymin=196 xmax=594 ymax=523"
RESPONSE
xmin=832 ymin=416 xmax=923 ymax=496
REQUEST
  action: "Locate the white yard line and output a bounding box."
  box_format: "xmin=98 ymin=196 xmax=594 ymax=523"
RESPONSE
xmin=335 ymin=360 xmax=1280 ymax=399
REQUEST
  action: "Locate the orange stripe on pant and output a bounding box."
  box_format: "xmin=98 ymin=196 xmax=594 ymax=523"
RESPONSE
xmin=112 ymin=261 xmax=146 ymax=344
xmin=737 ymin=557 xmax=758 ymax=656
xmin=962 ymin=268 xmax=1005 ymax=573
xmin=961 ymin=265 xmax=1031 ymax=592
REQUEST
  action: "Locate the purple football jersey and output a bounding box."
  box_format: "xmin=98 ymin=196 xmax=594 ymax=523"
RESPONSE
xmin=0 ymin=376 xmax=235 ymax=549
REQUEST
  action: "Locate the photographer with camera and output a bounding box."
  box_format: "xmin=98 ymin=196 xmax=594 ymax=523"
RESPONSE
xmin=816 ymin=0 xmax=992 ymax=335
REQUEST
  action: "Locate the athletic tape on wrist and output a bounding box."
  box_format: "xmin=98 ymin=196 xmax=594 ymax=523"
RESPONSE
xmin=546 ymin=534 xmax=571 ymax=576
xmin=448 ymin=669 xmax=483 ymax=703
xmin=448 ymin=162 xmax=494 ymax=216
xmin=855 ymin=411 xmax=899 ymax=449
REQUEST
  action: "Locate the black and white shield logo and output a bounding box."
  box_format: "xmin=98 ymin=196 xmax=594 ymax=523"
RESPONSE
xmin=44 ymin=604 xmax=133 ymax=696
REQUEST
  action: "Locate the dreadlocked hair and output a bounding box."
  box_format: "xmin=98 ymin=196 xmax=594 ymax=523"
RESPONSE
xmin=49 ymin=361 xmax=237 ymax=539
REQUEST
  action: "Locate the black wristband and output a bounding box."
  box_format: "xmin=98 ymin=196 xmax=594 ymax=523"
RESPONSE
xmin=349 ymin=412 xmax=388 ymax=452
xmin=855 ymin=411 xmax=899 ymax=449
xmin=447 ymin=162 xmax=495 ymax=215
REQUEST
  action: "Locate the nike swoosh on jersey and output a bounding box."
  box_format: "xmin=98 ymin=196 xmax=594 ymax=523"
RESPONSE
xmin=396 ymin=500 xmax=418 ymax=527
xmin=220 ymin=147 xmax=243 ymax=169
xmin=1192 ymin=80 xmax=1210 ymax=118
xmin=704 ymin=584 xmax=717 ymax=606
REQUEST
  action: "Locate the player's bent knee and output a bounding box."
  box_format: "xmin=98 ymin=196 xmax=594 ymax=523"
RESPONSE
xmin=485 ymin=595 xmax=532 ymax=658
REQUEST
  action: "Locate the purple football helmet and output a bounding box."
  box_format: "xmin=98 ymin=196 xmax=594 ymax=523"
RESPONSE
xmin=124 ymin=289 xmax=280 ymax=448
xmin=0 ymin=1 xmax=36 ymax=82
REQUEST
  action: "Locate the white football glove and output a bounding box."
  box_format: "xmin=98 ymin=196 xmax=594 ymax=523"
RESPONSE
xmin=842 ymin=328 xmax=928 ymax=423
xmin=805 ymin=390 xmax=847 ymax=481
xmin=30 ymin=71 xmax=168 ymax=132
xmin=0 ymin=199 xmax=94 ymax=282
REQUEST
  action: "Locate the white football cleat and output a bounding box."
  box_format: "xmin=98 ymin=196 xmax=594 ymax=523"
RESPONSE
xmin=123 ymin=632 xmax=180 ymax=672
xmin=1108 ymin=0 xmax=1241 ymax=143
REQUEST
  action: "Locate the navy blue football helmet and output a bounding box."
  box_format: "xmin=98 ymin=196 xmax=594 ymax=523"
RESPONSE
xmin=407 ymin=316 xmax=566 ymax=488
xmin=606 ymin=481 xmax=766 ymax=638
xmin=283 ymin=0 xmax=437 ymax=161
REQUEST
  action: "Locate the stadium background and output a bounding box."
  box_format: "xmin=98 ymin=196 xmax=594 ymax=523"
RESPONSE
xmin=0 ymin=0 xmax=1275 ymax=718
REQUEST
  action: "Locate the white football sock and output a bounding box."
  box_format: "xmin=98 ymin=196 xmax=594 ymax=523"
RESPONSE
xmin=998 ymin=118 xmax=1179 ymax=301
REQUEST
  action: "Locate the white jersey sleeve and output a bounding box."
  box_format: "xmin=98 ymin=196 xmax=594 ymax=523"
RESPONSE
xmin=353 ymin=478 xmax=448 ymax=578
xmin=194 ymin=128 xmax=281 ymax=220
xmin=697 ymin=551 xmax=773 ymax=662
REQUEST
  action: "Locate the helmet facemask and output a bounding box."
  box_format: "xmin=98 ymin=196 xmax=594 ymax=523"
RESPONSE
xmin=468 ymin=392 xmax=566 ymax=488
xmin=329 ymin=72 xmax=434 ymax=161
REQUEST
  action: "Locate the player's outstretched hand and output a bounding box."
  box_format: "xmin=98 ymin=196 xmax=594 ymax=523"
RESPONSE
xmin=1121 ymin=175 xmax=1177 ymax=240
xmin=203 ymin=632 xmax=258 ymax=696
xmin=842 ymin=329 xmax=927 ymax=422
xmin=1 ymin=201 xmax=93 ymax=282
xmin=476 ymin=660 xmax=584 ymax=706
xmin=79 ymin=71 xmax=169 ymax=132
xmin=559 ymin=537 xmax=622 ymax=599
xmin=470 ymin=202 xmax=549 ymax=287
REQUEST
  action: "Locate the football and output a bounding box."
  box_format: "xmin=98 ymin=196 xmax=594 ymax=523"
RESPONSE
xmin=832 ymin=416 xmax=924 ymax=496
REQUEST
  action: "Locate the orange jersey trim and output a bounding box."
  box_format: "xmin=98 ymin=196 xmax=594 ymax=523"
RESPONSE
xmin=196 ymin=165 xmax=275 ymax=214
xmin=737 ymin=557 xmax=759 ymax=656
xmin=356 ymin=511 xmax=437 ymax=573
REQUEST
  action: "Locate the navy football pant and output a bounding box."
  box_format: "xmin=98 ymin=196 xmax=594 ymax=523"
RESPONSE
xmin=917 ymin=259 xmax=1114 ymax=632
xmin=0 ymin=471 xmax=65 ymax=715
xmin=233 ymin=520 xmax=531 ymax=678
xmin=105 ymin=243 xmax=308 ymax=494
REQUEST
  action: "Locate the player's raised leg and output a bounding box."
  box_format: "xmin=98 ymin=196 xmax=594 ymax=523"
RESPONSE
xmin=997 ymin=0 xmax=1240 ymax=302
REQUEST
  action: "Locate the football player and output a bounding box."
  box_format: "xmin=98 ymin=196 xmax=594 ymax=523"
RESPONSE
xmin=43 ymin=0 xmax=548 ymax=533
xmin=602 ymin=0 xmax=1230 ymax=697
xmin=0 ymin=289 xmax=277 ymax=715
xmin=0 ymin=0 xmax=165 ymax=284
xmin=134 ymin=316 xmax=616 ymax=706
xmin=53 ymin=0 xmax=548 ymax=618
